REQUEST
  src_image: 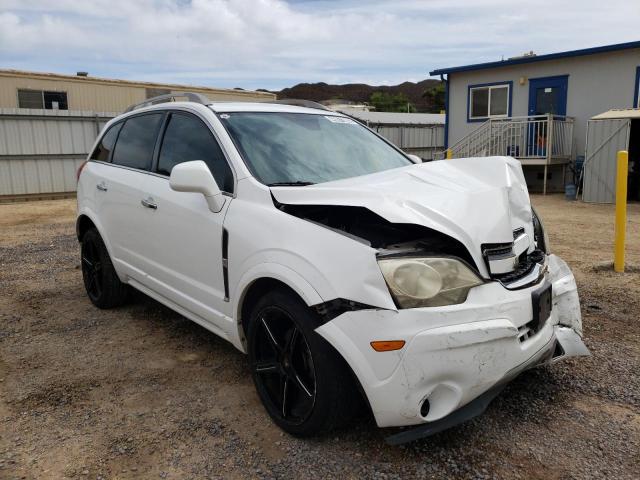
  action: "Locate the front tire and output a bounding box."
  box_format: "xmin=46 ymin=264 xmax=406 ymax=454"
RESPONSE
xmin=81 ymin=228 xmax=128 ymax=308
xmin=247 ymin=288 xmax=360 ymax=436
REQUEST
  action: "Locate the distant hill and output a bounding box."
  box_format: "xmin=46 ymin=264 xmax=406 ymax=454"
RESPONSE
xmin=271 ymin=79 xmax=442 ymax=113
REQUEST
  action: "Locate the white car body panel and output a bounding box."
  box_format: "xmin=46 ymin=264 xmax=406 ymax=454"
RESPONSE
xmin=271 ymin=156 xmax=535 ymax=279
xmin=76 ymin=101 xmax=589 ymax=432
xmin=85 ymin=162 xmax=154 ymax=284
xmin=135 ymin=174 xmax=232 ymax=330
xmin=224 ymin=179 xmax=397 ymax=317
xmin=316 ymin=254 xmax=585 ymax=427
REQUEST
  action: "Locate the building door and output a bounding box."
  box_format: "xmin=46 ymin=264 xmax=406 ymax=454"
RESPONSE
xmin=527 ymin=76 xmax=569 ymax=158
xmin=528 ymin=76 xmax=568 ymax=116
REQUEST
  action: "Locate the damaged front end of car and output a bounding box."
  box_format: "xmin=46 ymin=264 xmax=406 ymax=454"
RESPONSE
xmin=269 ymin=156 xmax=589 ymax=443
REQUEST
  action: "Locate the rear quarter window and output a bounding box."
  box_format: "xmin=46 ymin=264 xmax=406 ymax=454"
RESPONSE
xmin=90 ymin=122 xmax=122 ymax=162
xmin=111 ymin=113 xmax=164 ymax=171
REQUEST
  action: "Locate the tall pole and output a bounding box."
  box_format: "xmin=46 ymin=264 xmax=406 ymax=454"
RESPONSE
xmin=614 ymin=150 xmax=628 ymax=272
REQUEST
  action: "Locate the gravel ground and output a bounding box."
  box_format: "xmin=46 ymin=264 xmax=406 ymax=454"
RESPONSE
xmin=0 ymin=195 xmax=639 ymax=479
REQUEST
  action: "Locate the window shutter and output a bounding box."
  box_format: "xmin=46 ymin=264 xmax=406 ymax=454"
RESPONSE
xmin=17 ymin=90 xmax=44 ymax=109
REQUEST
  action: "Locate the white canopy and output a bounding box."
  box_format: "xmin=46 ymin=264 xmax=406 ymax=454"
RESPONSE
xmin=591 ymin=108 xmax=640 ymax=120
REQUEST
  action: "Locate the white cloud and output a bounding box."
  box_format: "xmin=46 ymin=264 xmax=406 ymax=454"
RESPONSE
xmin=0 ymin=0 xmax=638 ymax=89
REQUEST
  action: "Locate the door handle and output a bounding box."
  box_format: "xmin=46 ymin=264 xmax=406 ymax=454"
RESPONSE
xmin=141 ymin=197 xmax=157 ymax=210
xmin=96 ymin=182 xmax=108 ymax=192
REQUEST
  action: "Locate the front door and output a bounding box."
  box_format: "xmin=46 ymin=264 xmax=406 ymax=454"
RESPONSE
xmin=527 ymin=76 xmax=568 ymax=157
xmin=528 ymin=75 xmax=568 ymax=116
xmin=140 ymin=111 xmax=236 ymax=336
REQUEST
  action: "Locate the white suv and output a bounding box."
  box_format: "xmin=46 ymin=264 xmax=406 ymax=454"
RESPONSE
xmin=76 ymin=93 xmax=589 ymax=443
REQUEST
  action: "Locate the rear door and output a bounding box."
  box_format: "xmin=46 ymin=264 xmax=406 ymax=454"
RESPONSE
xmin=140 ymin=110 xmax=235 ymax=333
xmin=97 ymin=112 xmax=165 ymax=282
xmin=85 ymin=120 xmax=122 ymax=222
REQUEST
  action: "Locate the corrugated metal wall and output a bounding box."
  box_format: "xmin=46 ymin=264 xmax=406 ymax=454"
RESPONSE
xmin=0 ymin=108 xmax=114 ymax=197
xmin=368 ymin=124 xmax=445 ymax=160
xmin=0 ymin=110 xmax=447 ymax=198
xmin=583 ymin=118 xmax=630 ymax=203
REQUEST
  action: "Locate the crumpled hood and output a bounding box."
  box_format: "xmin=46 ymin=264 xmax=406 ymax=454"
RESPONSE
xmin=271 ymin=156 xmax=535 ymax=276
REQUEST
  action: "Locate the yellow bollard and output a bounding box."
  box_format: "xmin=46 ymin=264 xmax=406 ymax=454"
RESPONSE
xmin=446 ymin=149 xmax=452 ymax=160
xmin=614 ymin=150 xmax=628 ymax=272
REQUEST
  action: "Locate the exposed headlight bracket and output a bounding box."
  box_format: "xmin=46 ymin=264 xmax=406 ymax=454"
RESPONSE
xmin=483 ymin=231 xmax=530 ymax=275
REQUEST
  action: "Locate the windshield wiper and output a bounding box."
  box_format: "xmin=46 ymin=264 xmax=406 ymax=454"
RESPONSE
xmin=267 ymin=181 xmax=315 ymax=187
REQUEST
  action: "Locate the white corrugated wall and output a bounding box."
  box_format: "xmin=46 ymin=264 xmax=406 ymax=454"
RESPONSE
xmin=582 ymin=118 xmax=631 ymax=203
xmin=0 ymin=109 xmax=448 ymax=198
xmin=368 ymin=123 xmax=445 ymax=160
xmin=0 ymin=108 xmax=114 ymax=197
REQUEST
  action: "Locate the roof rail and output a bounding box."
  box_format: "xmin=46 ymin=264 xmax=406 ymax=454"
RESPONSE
xmin=270 ymin=99 xmax=330 ymax=111
xmin=124 ymin=92 xmax=211 ymax=113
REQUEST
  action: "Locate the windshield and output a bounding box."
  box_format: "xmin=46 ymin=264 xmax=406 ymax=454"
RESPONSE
xmin=219 ymin=112 xmax=413 ymax=186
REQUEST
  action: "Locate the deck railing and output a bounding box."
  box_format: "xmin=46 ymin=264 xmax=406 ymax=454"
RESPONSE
xmin=445 ymin=114 xmax=574 ymax=162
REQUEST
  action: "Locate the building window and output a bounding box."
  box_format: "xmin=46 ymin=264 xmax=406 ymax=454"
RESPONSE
xmin=467 ymin=82 xmax=511 ymax=121
xmin=145 ymin=88 xmax=171 ymax=99
xmin=17 ymin=89 xmax=68 ymax=110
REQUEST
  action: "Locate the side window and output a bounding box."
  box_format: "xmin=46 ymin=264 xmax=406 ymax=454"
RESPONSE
xmin=111 ymin=113 xmax=164 ymax=171
xmin=90 ymin=122 xmax=122 ymax=161
xmin=157 ymin=113 xmax=234 ymax=192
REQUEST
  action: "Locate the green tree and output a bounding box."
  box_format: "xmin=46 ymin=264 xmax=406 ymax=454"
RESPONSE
xmin=369 ymin=92 xmax=416 ymax=113
xmin=422 ymin=84 xmax=446 ymax=113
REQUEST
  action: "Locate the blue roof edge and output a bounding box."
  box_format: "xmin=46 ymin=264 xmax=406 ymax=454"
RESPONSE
xmin=429 ymin=40 xmax=640 ymax=76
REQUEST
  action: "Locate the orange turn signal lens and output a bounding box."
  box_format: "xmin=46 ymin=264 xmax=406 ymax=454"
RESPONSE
xmin=370 ymin=340 xmax=406 ymax=352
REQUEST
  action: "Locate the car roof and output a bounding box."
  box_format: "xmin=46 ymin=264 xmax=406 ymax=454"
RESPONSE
xmin=113 ymin=101 xmax=342 ymax=123
xmin=210 ymin=102 xmax=338 ymax=115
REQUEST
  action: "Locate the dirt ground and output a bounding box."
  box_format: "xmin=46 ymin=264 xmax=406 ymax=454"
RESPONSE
xmin=1 ymin=195 xmax=639 ymax=480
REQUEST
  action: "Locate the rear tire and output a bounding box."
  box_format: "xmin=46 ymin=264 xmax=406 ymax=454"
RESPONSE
xmin=81 ymin=228 xmax=128 ymax=308
xmin=247 ymin=287 xmax=360 ymax=436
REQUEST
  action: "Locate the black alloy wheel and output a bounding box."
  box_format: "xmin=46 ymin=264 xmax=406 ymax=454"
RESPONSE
xmin=80 ymin=228 xmax=129 ymax=308
xmin=247 ymin=288 xmax=363 ymax=436
xmin=81 ymin=234 xmax=103 ymax=302
xmin=252 ymin=306 xmax=317 ymax=424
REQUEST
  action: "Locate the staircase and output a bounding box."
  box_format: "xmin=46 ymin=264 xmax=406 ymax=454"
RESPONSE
xmin=447 ymin=119 xmax=492 ymax=158
xmin=445 ymin=114 xmax=574 ymax=162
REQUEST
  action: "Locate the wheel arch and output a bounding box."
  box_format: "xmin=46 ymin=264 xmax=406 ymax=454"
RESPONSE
xmin=76 ymin=213 xmax=96 ymax=242
xmin=236 ymin=275 xmax=374 ymax=424
xmin=233 ymin=266 xmax=324 ymax=351
xmin=75 ymin=210 xmax=117 ymax=265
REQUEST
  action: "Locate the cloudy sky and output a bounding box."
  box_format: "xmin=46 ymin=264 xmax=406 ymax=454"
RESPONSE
xmin=1 ymin=0 xmax=638 ymax=90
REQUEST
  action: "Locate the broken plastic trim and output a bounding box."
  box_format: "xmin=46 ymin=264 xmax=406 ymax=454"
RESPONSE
xmin=386 ymin=334 xmax=561 ymax=445
xmin=531 ymin=208 xmax=548 ymax=254
xmin=313 ymin=298 xmax=379 ymax=324
xmin=385 ymin=383 xmax=507 ymax=445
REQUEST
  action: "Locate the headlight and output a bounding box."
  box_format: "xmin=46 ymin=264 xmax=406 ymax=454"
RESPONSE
xmin=531 ymin=207 xmax=550 ymax=254
xmin=378 ymin=257 xmax=483 ymax=308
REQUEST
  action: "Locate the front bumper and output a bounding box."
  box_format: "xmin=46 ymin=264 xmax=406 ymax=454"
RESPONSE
xmin=315 ymin=254 xmax=589 ymax=429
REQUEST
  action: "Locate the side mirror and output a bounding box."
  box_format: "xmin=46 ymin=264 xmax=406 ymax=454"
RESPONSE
xmin=169 ymin=160 xmax=225 ymax=213
xmin=407 ymin=154 xmax=423 ymax=163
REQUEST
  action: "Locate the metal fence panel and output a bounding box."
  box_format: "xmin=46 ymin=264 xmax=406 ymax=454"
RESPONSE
xmin=583 ymin=118 xmax=630 ymax=203
xmin=0 ymin=108 xmax=113 ymax=196
xmin=1 ymin=109 xmax=446 ymax=197
xmin=368 ymin=123 xmax=445 ymax=160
